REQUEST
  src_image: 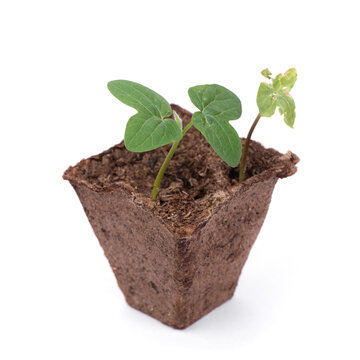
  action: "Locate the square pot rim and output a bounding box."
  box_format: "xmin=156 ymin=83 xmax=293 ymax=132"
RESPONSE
xmin=63 ymin=138 xmax=299 ymax=237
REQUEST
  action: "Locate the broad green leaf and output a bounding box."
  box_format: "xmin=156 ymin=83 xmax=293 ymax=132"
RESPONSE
xmin=108 ymin=80 xmax=171 ymax=117
xmin=257 ymin=83 xmax=277 ymax=117
xmin=275 ymin=91 xmax=296 ymax=127
xmin=188 ymin=84 xmax=242 ymax=121
xmin=188 ymin=84 xmax=242 ymax=167
xmin=108 ymin=80 xmax=181 ymax=151
xmin=192 ymin=112 xmax=242 ymax=167
xmin=256 ymin=68 xmax=297 ymax=127
xmin=125 ymin=112 xmax=182 ymax=151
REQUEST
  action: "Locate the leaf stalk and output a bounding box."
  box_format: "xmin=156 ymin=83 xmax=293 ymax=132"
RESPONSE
xmin=152 ymin=121 xmax=193 ymax=200
xmin=239 ymin=113 xmax=261 ymax=182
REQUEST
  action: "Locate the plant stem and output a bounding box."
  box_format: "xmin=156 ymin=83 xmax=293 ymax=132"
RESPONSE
xmin=239 ymin=113 xmax=261 ymax=182
xmin=152 ymin=121 xmax=193 ymax=200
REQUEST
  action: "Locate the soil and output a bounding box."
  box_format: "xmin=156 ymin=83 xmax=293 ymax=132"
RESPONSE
xmin=64 ymin=104 xmax=299 ymax=237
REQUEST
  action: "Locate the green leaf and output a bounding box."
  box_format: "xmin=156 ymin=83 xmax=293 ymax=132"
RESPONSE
xmin=281 ymin=68 xmax=297 ymax=90
xmin=191 ymin=112 xmax=242 ymax=167
xmin=188 ymin=84 xmax=242 ymax=167
xmin=256 ymin=68 xmax=297 ymax=127
xmin=108 ymin=80 xmax=181 ymax=152
xmin=275 ymin=91 xmax=296 ymax=127
xmin=261 ymin=68 xmax=272 ymax=79
xmin=188 ymin=84 xmax=242 ymax=121
xmin=272 ymin=74 xmax=283 ymax=92
xmin=256 ymin=83 xmax=277 ymax=117
xmin=124 ymin=112 xmax=182 ymax=151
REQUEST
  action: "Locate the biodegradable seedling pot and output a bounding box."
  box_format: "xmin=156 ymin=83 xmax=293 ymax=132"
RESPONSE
xmin=63 ymin=105 xmax=299 ymax=329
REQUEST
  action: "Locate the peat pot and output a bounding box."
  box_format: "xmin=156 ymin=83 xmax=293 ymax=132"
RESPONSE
xmin=63 ymin=105 xmax=299 ymax=329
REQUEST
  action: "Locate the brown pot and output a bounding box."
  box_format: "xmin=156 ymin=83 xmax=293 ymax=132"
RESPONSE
xmin=63 ymin=105 xmax=299 ymax=329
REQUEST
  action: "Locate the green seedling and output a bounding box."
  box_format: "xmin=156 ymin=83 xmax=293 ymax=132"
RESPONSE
xmin=108 ymin=80 xmax=242 ymax=199
xmin=238 ymin=68 xmax=297 ymax=182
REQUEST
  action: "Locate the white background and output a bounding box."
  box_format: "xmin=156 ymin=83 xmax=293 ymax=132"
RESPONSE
xmin=1 ymin=0 xmax=359 ymax=359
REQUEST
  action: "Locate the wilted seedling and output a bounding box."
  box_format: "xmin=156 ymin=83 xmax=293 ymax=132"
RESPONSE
xmin=238 ymin=68 xmax=297 ymax=182
xmin=107 ymin=81 xmax=242 ymax=199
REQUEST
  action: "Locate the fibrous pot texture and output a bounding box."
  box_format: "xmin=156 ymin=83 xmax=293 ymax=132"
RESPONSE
xmin=63 ymin=104 xmax=299 ymax=329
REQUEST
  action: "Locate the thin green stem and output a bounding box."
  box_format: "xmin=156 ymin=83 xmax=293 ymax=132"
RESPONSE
xmin=152 ymin=121 xmax=193 ymax=200
xmin=239 ymin=113 xmax=261 ymax=182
